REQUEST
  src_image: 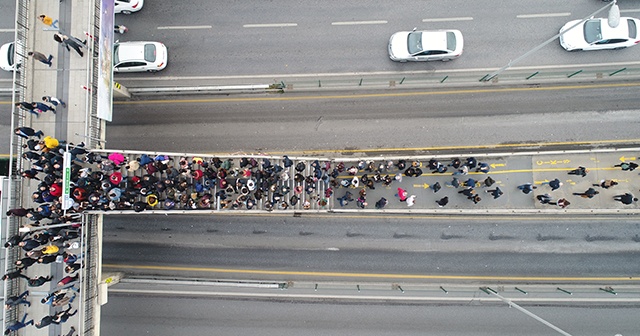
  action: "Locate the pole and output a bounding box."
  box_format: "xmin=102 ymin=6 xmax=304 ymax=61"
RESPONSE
xmin=487 ymin=290 xmax=573 ymax=336
xmin=481 ymin=1 xmax=617 ymax=81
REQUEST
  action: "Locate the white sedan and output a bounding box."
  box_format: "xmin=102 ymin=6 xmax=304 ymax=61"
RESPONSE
xmin=0 ymin=42 xmax=20 ymax=72
xmin=114 ymin=41 xmax=168 ymax=73
xmin=115 ymin=0 xmax=144 ymax=14
xmin=559 ymin=17 xmax=640 ymax=51
xmin=388 ymin=28 xmax=463 ymax=62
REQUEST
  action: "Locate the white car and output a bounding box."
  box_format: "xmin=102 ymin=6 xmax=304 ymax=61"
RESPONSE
xmin=0 ymin=42 xmax=20 ymax=72
xmin=559 ymin=17 xmax=640 ymax=51
xmin=115 ymin=0 xmax=144 ymax=14
xmin=114 ymin=41 xmax=168 ymax=73
xmin=389 ymin=28 xmax=463 ymax=62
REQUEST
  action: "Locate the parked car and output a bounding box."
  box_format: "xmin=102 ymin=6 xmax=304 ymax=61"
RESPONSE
xmin=0 ymin=42 xmax=20 ymax=72
xmin=388 ymin=28 xmax=463 ymax=62
xmin=559 ymin=17 xmax=640 ymax=51
xmin=114 ymin=41 xmax=167 ymax=73
xmin=115 ymin=0 xmax=144 ymax=14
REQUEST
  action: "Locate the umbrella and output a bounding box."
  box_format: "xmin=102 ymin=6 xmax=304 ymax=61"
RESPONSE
xmin=108 ymin=152 xmax=126 ymax=165
xmin=109 ymin=172 xmax=123 ymax=185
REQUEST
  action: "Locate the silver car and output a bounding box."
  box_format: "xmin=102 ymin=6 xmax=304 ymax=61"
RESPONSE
xmin=389 ymin=28 xmax=464 ymax=62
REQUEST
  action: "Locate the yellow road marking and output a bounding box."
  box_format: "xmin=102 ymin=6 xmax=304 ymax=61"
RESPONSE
xmin=102 ymin=264 xmax=638 ymax=282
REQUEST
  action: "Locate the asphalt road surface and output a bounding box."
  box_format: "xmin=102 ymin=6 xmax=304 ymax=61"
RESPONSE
xmin=102 ymin=214 xmax=640 ymax=282
xmin=101 ymin=292 xmax=638 ymax=336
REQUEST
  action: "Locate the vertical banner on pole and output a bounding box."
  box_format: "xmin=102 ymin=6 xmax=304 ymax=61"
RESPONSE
xmin=62 ymin=152 xmax=73 ymax=210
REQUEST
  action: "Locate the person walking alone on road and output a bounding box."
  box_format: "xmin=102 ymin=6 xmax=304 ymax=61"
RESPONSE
xmin=436 ymin=196 xmax=449 ymax=207
xmin=53 ymin=33 xmax=86 ymax=57
xmin=28 ymin=51 xmax=54 ymax=67
xmin=613 ymin=193 xmax=638 ymax=205
xmin=406 ymin=195 xmax=416 ymax=207
xmin=536 ymin=194 xmax=553 ymax=205
xmin=396 ymin=188 xmax=408 ymax=202
xmin=14 ymin=127 xmax=43 ymax=139
xmin=572 ymin=188 xmax=599 ymax=199
xmin=567 ymin=166 xmax=588 ymax=177
xmin=614 ymin=162 xmax=638 ymax=171
xmin=375 ymin=197 xmax=387 ymax=209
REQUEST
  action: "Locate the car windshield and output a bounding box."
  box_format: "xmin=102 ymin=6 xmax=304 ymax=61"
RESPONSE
xmin=144 ymin=44 xmax=156 ymax=62
xmin=407 ymin=32 xmax=424 ymax=55
xmin=446 ymin=32 xmax=456 ymax=51
xmin=113 ymin=44 xmax=120 ymax=63
xmin=628 ymin=19 xmax=637 ymax=38
xmin=583 ymin=19 xmax=602 ymax=44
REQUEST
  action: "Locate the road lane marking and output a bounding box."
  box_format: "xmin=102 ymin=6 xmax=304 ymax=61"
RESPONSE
xmin=422 ymin=17 xmax=473 ymax=22
xmin=103 ymin=264 xmax=639 ymax=282
xmin=157 ymin=25 xmax=212 ymax=30
xmin=331 ymin=20 xmax=387 ymax=26
xmin=621 ymin=9 xmax=640 ymax=13
xmin=243 ymin=23 xmax=298 ymax=28
xmin=516 ymin=12 xmax=571 ymax=19
xmin=0 ymin=29 xmax=15 ymax=33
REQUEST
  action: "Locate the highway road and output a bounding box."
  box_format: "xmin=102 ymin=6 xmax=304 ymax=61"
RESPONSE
xmin=105 ymin=83 xmax=640 ymax=154
xmin=101 ymin=288 xmax=639 ymax=336
xmin=102 ymin=214 xmax=640 ymax=282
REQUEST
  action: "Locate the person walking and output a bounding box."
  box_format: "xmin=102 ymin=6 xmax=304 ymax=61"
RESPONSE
xmin=517 ymin=183 xmax=537 ymax=194
xmin=2 ymin=269 xmax=30 ymax=281
xmin=15 ymin=257 xmax=38 ymax=270
xmin=28 ymin=51 xmax=54 ymax=67
xmin=4 ymin=313 xmax=34 ymax=333
xmin=35 ymin=315 xmax=56 ymax=329
xmin=593 ymin=179 xmax=618 ymax=189
xmin=406 ymin=195 xmax=416 ymax=207
xmin=613 ymin=193 xmax=638 ymax=205
xmin=53 ymin=305 xmax=77 ymax=324
xmin=32 ymin=101 xmax=56 ymax=114
xmin=435 ymin=196 xmax=449 ymax=207
xmin=5 ymin=290 xmax=30 ymax=309
xmin=43 ymin=95 xmax=67 ymax=108
xmin=53 ymin=33 xmax=85 ymax=57
xmin=38 ymin=14 xmax=58 ymax=29
xmin=550 ymin=198 xmax=570 ymax=208
xmin=28 ymin=275 xmax=53 ymax=287
xmin=567 ymin=166 xmax=588 ymax=177
xmin=14 ymin=127 xmax=43 ymax=139
xmin=374 ymin=197 xmax=388 ymax=209
xmin=541 ymin=178 xmax=563 ymax=191
xmin=614 ymin=162 xmax=638 ymax=171
xmin=486 ymin=187 xmax=503 ymax=199
xmin=15 ymin=102 xmax=40 ymax=117
xmin=396 ymin=188 xmax=408 ymax=202
xmin=536 ymin=194 xmax=553 ymax=204
xmin=430 ymin=182 xmax=441 ymax=193
xmin=573 ymin=188 xmax=599 ymax=199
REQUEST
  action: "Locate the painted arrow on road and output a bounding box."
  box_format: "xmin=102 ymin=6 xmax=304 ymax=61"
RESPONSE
xmin=619 ymin=156 xmax=636 ymax=162
xmin=490 ymin=163 xmax=505 ymax=169
xmin=413 ymin=183 xmax=430 ymax=189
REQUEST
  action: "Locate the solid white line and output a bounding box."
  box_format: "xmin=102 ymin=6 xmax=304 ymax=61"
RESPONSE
xmin=621 ymin=9 xmax=640 ymax=13
xmin=243 ymin=23 xmax=298 ymax=28
xmin=157 ymin=25 xmax=212 ymax=30
xmin=0 ymin=28 xmax=15 ymax=33
xmin=517 ymin=12 xmax=571 ymax=18
xmin=422 ymin=17 xmax=473 ymax=22
xmin=331 ymin=20 xmax=388 ymax=26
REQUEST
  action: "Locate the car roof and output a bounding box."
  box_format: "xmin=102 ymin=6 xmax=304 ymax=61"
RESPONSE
xmin=599 ymin=17 xmax=635 ymax=38
xmin=421 ymin=31 xmax=449 ymax=51
xmin=116 ymin=42 xmax=151 ymax=62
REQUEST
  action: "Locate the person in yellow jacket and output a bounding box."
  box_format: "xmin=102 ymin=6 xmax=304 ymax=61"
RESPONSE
xmin=41 ymin=245 xmax=59 ymax=255
xmin=38 ymin=14 xmax=58 ymax=29
xmin=42 ymin=136 xmax=59 ymax=150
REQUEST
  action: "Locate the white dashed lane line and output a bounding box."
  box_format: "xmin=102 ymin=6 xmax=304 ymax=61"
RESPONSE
xmin=516 ymin=13 xmax=571 ymax=19
xmin=0 ymin=29 xmax=15 ymax=33
xmin=157 ymin=25 xmax=213 ymax=30
xmin=621 ymin=9 xmax=640 ymax=13
xmin=422 ymin=17 xmax=473 ymax=23
xmin=243 ymin=23 xmax=298 ymax=28
xmin=331 ymin=20 xmax=388 ymax=26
